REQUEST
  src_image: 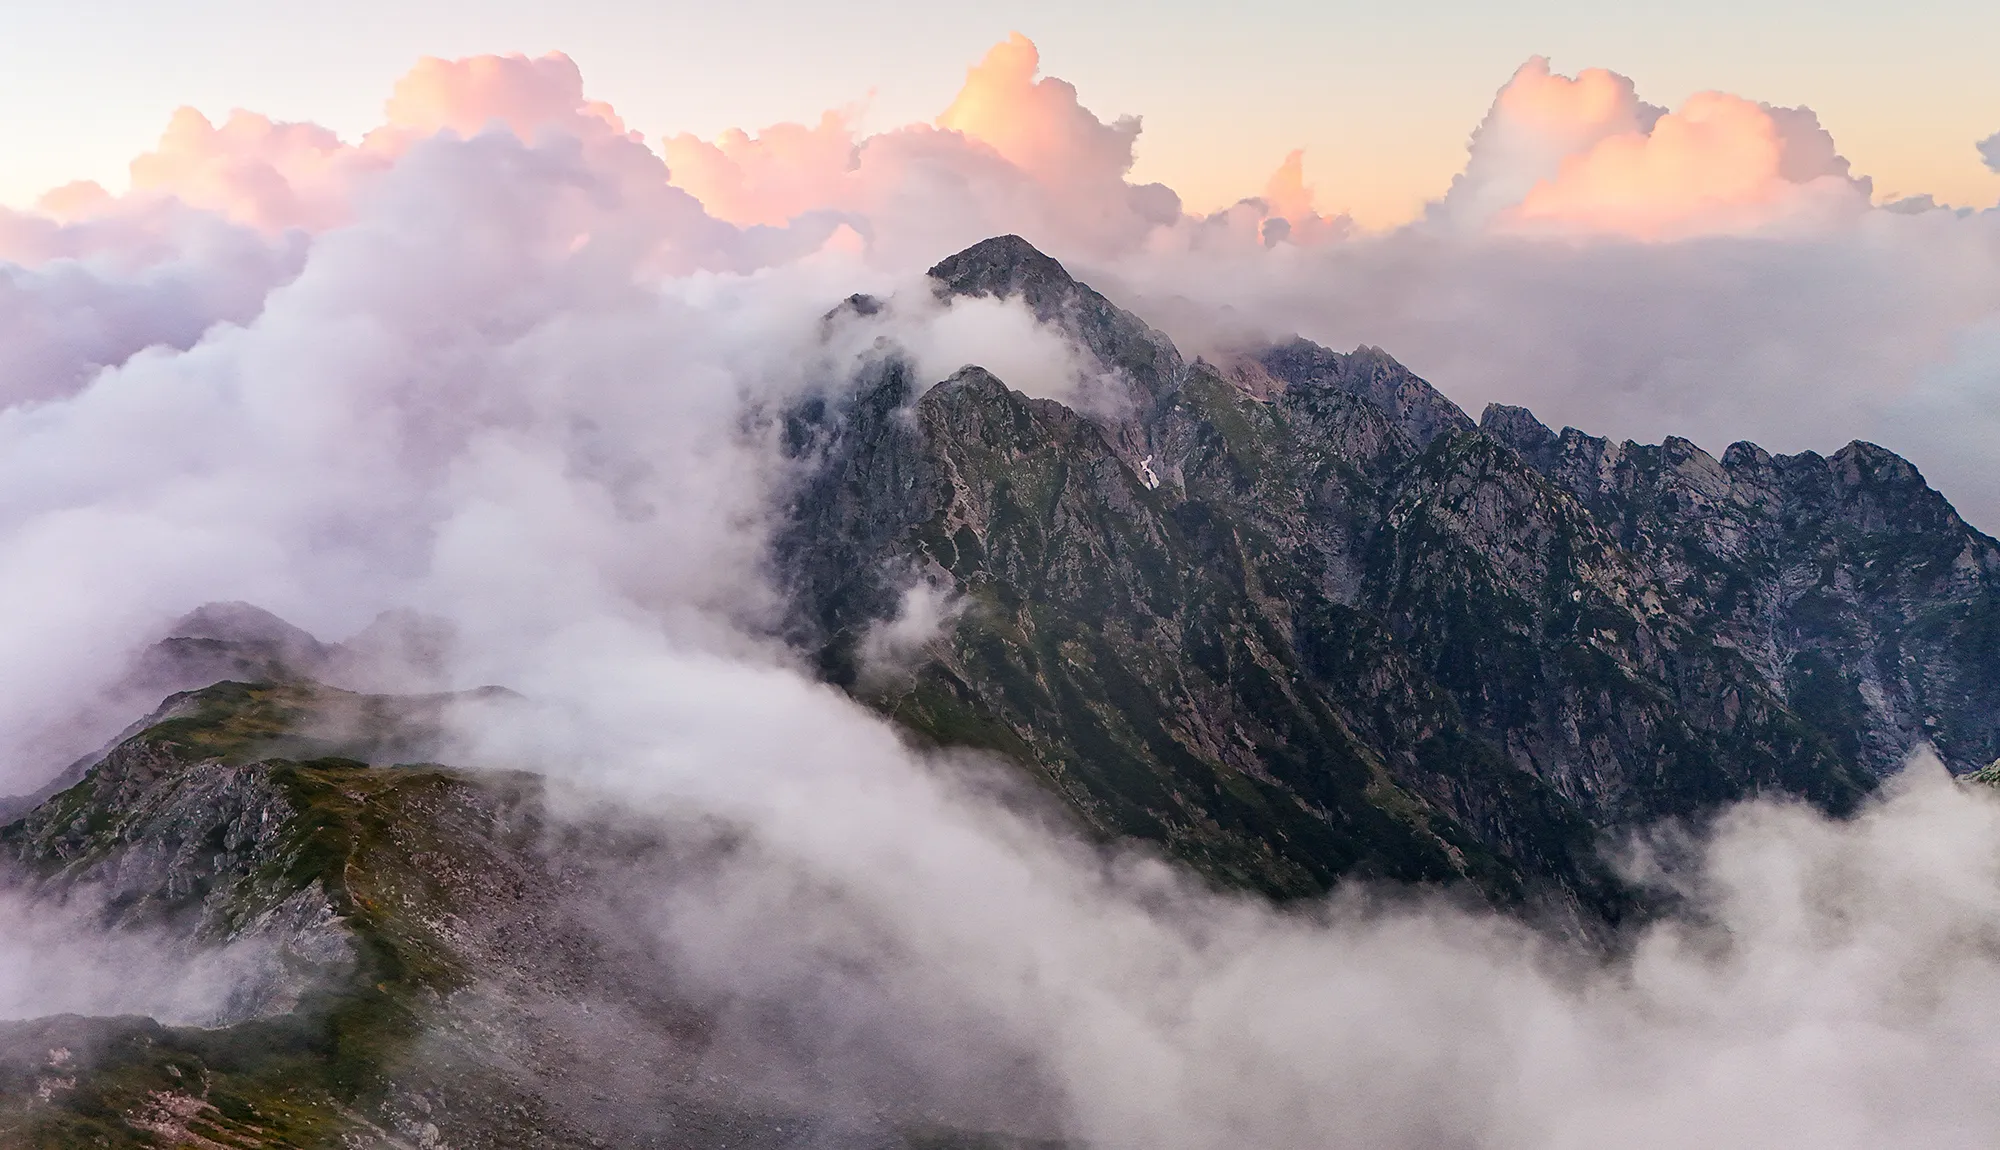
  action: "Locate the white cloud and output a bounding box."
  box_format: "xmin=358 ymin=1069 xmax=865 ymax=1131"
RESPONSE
xmin=0 ymin=40 xmax=1997 ymax=1144
xmin=0 ymin=886 xmax=291 ymax=1025
xmin=857 ymin=581 xmax=964 ymax=682
xmin=451 ymin=650 xmax=2000 ymax=1148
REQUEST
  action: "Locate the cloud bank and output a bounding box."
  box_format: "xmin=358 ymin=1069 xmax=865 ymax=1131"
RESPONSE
xmin=660 ymin=34 xmax=1183 ymax=265
xmin=1432 ymin=58 xmax=1871 ymax=240
xmin=0 ymin=34 xmax=1996 ymax=1146
xmin=36 ymin=39 xmax=1980 ymax=527
xmin=468 ymin=674 xmax=2000 ymax=1149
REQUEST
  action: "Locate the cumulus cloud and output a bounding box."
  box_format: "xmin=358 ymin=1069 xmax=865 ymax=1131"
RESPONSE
xmin=935 ymin=33 xmax=1149 ymax=199
xmin=1434 ymin=57 xmax=1667 ymax=231
xmin=1242 ymin=150 xmax=1353 ymax=247
xmin=662 ymin=110 xmax=861 ymax=228
xmin=659 ymin=32 xmax=1181 ymax=264
xmin=127 ymin=107 xmax=377 ymax=233
xmin=1 ymin=36 xmax=2000 ymax=1145
xmin=117 ymin=52 xmax=650 ymax=238
xmin=85 ymin=51 xmax=814 ymax=277
xmin=381 ymin=51 xmax=627 ymax=141
xmin=0 ymin=199 xmax=303 ymax=406
xmin=1433 ymin=58 xmax=1872 ymax=239
xmin=1981 ymin=130 xmax=2000 ymax=175
xmin=1504 ymin=91 xmax=1870 ymax=238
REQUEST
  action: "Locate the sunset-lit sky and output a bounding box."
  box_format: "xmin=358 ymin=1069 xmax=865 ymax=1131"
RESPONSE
xmin=5 ymin=0 xmax=1997 ymax=226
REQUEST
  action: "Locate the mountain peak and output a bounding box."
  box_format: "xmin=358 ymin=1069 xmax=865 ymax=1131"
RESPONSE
xmin=926 ymin=234 xmax=1075 ymax=303
xmin=166 ymin=601 xmax=325 ymax=652
xmin=1480 ymin=403 xmax=1560 ymax=470
xmin=1479 ymin=402 xmax=1555 ymax=445
xmin=930 ymin=364 xmax=1011 ymax=400
xmin=138 ymin=601 xmax=332 ymax=691
xmin=1258 ymin=337 xmax=1475 ymax=448
xmin=925 ymin=235 xmax=1184 ymax=426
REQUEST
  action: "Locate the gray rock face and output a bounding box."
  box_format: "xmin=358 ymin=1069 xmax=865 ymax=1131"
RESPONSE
xmin=778 ymin=235 xmax=1991 ymax=910
xmin=2 ymin=234 xmax=1992 ymax=1143
xmin=1258 ymin=339 xmax=1476 ymax=450
xmin=785 ymin=339 xmax=1616 ymax=911
xmin=1480 ymin=410 xmax=2000 ymax=776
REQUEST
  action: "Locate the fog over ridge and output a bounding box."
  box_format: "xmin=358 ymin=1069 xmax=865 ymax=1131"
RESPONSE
xmin=0 ymin=33 xmax=1997 ymax=1146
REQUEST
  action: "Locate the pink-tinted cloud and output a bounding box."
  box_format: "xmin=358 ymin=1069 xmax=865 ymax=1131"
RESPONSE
xmin=1980 ymin=130 xmax=2000 ymax=175
xmin=656 ymin=39 xmax=1884 ymax=259
xmin=1508 ymin=92 xmax=1869 ymax=238
xmin=28 ymin=52 xmax=818 ymax=277
xmin=86 ymin=53 xmax=681 ymax=242
xmin=34 ymin=182 xmax=115 ymax=220
xmin=1432 ymin=58 xmax=1664 ymax=230
xmin=658 ymin=33 xmax=1180 ymax=263
xmin=661 ymin=111 xmax=860 ymax=228
xmin=935 ymin=33 xmax=1140 ymax=193
xmin=127 ymin=107 xmax=377 ymax=233
xmin=0 ymin=196 xmax=302 ymax=405
xmin=1261 ymin=151 xmax=1315 ymax=223
xmin=0 ymin=49 xmax=868 ymax=424
xmin=369 ymin=53 xmax=797 ymax=276
xmin=380 ymin=52 xmax=630 ymax=143
xmin=1252 ymin=151 xmax=1351 ymax=247
xmin=1435 ymin=58 xmax=1871 ymax=240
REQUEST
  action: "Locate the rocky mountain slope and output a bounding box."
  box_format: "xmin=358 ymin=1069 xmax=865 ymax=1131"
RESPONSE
xmin=779 ymin=234 xmax=1994 ymax=911
xmin=3 ymin=234 xmax=1996 ymax=1144
xmin=1479 ymin=406 xmax=2000 ymax=776
xmin=0 ymin=672 xmax=1034 ymax=1148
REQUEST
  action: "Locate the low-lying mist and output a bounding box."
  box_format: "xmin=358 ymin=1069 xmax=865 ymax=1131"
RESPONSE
xmin=0 ymin=33 xmax=1997 ymax=1147
xmin=0 ymin=887 xmax=287 ymax=1027
xmin=435 ymin=633 xmax=2000 ymax=1149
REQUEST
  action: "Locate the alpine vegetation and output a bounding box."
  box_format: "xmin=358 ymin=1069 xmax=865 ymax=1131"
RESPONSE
xmin=1 ymin=35 xmax=1998 ymax=1149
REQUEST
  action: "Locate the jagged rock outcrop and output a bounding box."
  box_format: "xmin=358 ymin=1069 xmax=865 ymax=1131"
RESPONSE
xmin=785 ymin=353 xmax=1608 ymax=907
xmin=779 ymin=235 xmax=1988 ymax=911
xmin=4 ymin=235 xmax=1994 ymax=1144
xmin=1479 ymin=406 xmax=2000 ymax=777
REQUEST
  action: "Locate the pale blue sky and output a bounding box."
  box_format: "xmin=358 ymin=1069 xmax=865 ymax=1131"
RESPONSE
xmin=3 ymin=0 xmax=1996 ymax=222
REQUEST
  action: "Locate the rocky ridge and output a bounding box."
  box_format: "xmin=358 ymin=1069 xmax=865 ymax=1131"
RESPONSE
xmin=1478 ymin=405 xmax=2000 ymax=777
xmin=1 ymin=678 xmax=1027 ymax=1148
xmin=2 ymin=234 xmax=1996 ymax=1144
xmin=778 ymin=234 xmax=1992 ymax=911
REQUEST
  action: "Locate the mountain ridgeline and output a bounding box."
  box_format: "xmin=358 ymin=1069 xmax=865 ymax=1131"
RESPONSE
xmin=1 ymin=679 xmax=983 ymax=1148
xmin=3 ymin=234 xmax=1997 ymax=1146
xmin=780 ymin=234 xmax=2000 ymax=914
